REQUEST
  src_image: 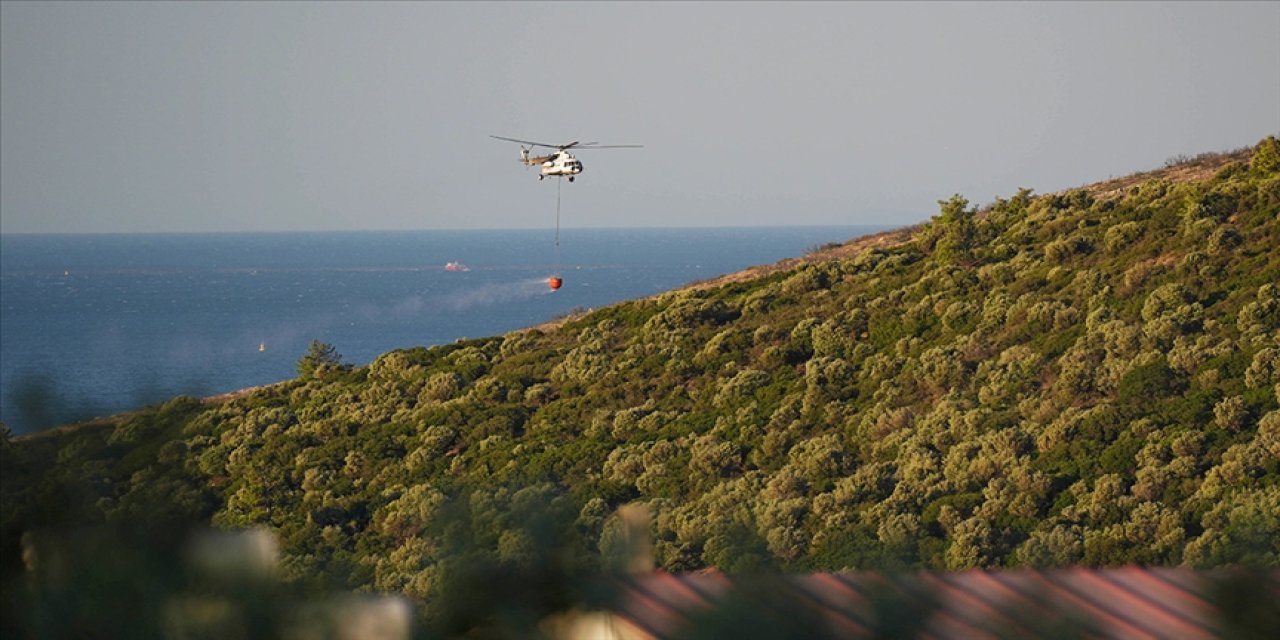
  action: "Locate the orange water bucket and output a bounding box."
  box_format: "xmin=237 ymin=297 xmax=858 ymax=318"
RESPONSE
xmin=548 ymin=276 xmax=563 ymax=290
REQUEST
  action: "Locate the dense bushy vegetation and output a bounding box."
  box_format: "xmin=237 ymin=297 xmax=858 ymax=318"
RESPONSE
xmin=4 ymin=138 xmax=1279 ymax=630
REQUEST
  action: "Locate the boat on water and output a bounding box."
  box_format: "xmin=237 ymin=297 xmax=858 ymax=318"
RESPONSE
xmin=445 ymin=262 xmax=470 ymax=272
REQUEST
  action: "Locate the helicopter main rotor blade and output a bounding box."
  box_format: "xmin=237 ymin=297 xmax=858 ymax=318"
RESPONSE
xmin=490 ymin=135 xmax=562 ymax=149
xmin=492 ymin=135 xmax=643 ymax=151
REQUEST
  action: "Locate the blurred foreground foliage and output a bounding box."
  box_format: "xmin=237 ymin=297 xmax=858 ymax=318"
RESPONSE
xmin=3 ymin=137 xmax=1280 ymax=634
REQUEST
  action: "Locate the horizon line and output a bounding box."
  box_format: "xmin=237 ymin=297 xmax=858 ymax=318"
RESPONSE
xmin=0 ymin=221 xmax=915 ymax=237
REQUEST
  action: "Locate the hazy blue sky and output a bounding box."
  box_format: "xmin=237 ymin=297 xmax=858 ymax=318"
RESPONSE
xmin=2 ymin=1 xmax=1277 ymax=234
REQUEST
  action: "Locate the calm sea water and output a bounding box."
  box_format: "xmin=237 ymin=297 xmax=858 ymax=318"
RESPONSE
xmin=0 ymin=227 xmax=884 ymax=433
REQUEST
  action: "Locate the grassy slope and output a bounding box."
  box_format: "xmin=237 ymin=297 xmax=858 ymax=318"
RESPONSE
xmin=4 ymin=138 xmax=1278 ymax=609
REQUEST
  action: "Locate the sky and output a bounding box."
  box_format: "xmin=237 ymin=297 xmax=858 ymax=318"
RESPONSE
xmin=1 ymin=1 xmax=1277 ymax=234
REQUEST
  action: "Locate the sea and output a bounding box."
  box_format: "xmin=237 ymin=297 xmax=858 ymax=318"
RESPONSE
xmin=0 ymin=226 xmax=887 ymax=434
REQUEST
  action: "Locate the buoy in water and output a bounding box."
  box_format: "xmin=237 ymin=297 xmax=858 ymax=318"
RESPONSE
xmin=548 ymin=276 xmax=563 ymax=291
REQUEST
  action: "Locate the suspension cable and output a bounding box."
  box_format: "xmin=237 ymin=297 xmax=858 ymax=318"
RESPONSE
xmin=555 ymin=176 xmax=562 ymax=275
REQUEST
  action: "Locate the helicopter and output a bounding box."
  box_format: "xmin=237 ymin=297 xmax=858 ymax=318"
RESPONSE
xmin=490 ymin=135 xmax=642 ymax=181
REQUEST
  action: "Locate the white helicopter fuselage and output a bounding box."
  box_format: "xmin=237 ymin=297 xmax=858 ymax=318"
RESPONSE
xmin=541 ymin=152 xmax=583 ymax=178
xmin=520 ymin=147 xmax=583 ymax=180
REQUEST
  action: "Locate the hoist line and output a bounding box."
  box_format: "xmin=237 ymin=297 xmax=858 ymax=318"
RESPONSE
xmin=555 ymin=176 xmax=562 ymax=275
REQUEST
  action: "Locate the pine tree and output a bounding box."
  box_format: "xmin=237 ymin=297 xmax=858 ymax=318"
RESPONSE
xmin=297 ymin=340 xmax=344 ymax=377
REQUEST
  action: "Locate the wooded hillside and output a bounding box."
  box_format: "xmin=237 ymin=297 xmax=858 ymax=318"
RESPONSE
xmin=4 ymin=137 xmax=1278 ymax=632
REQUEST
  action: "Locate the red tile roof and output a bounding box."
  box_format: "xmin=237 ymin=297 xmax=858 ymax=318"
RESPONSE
xmin=608 ymin=567 xmax=1279 ymax=639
